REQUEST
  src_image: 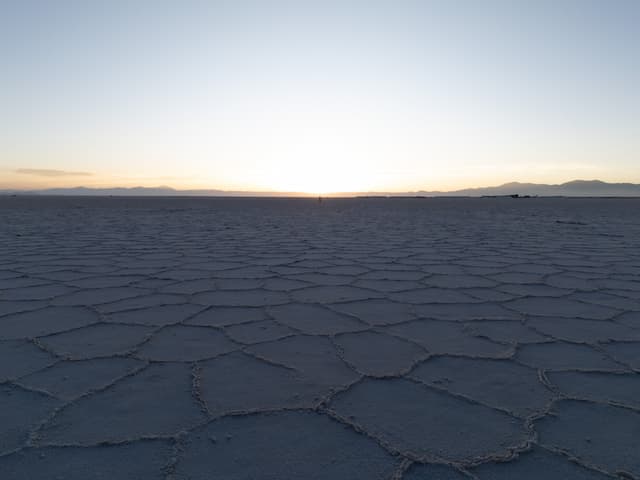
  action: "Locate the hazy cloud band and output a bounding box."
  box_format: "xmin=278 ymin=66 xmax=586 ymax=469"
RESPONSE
xmin=16 ymin=168 xmax=93 ymax=177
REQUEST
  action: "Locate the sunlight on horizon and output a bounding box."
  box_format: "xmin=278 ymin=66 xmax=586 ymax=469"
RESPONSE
xmin=1 ymin=1 xmax=639 ymax=192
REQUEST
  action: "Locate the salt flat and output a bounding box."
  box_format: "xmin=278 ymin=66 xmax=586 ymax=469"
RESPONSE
xmin=0 ymin=196 xmax=639 ymax=479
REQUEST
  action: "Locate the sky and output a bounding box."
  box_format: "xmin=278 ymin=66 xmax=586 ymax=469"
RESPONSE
xmin=1 ymin=0 xmax=639 ymax=193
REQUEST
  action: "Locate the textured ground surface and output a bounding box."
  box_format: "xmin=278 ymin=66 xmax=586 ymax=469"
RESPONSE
xmin=0 ymin=196 xmax=639 ymax=479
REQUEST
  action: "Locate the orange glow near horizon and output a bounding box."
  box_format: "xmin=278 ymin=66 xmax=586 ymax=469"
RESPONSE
xmin=2 ymin=2 xmax=639 ymax=193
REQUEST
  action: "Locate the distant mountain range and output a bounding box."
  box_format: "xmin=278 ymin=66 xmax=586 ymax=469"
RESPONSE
xmin=2 ymin=180 xmax=640 ymax=197
xmin=411 ymin=180 xmax=640 ymax=197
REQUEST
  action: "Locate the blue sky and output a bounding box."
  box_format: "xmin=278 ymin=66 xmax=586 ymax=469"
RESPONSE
xmin=1 ymin=0 xmax=639 ymax=192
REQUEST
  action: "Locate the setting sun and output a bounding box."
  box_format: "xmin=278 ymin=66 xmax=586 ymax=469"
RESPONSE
xmin=1 ymin=0 xmax=639 ymax=193
xmin=254 ymin=148 xmax=379 ymax=195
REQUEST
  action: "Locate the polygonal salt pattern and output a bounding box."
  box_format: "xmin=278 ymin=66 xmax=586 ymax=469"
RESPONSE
xmin=0 ymin=385 xmax=61 ymax=453
xmin=0 ymin=340 xmax=56 ymax=381
xmin=515 ymin=343 xmax=625 ymax=371
xmin=247 ymin=335 xmax=359 ymax=386
xmin=547 ymin=371 xmax=640 ymax=409
xmin=335 ymin=331 xmax=427 ymax=377
xmin=175 ymin=411 xmax=398 ymax=479
xmin=2 ymin=197 xmax=640 ymax=478
xmin=16 ymin=357 xmax=144 ymax=400
xmin=134 ymin=325 xmax=237 ymax=361
xmin=388 ymin=320 xmax=512 ymax=358
xmin=199 ymin=352 xmax=333 ymax=414
xmin=536 ymin=400 xmax=640 ymax=477
xmin=0 ymin=306 xmax=98 ymax=340
xmin=471 ymin=446 xmax=611 ymax=479
xmin=267 ymin=303 xmax=366 ymax=335
xmin=409 ymin=357 xmax=554 ymax=417
xmin=37 ymin=363 xmax=205 ymax=444
xmin=37 ymin=323 xmax=154 ymax=359
xmin=0 ymin=440 xmax=170 ymax=480
xmin=329 ymin=378 xmax=527 ymax=463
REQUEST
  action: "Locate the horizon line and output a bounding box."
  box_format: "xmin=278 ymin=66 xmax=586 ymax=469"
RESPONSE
xmin=3 ymin=178 xmax=640 ymax=198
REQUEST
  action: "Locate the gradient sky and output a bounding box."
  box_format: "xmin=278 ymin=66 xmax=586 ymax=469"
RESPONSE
xmin=1 ymin=0 xmax=639 ymax=193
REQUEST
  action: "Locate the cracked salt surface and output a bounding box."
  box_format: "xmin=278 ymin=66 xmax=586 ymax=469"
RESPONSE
xmin=1 ymin=196 xmax=640 ymax=479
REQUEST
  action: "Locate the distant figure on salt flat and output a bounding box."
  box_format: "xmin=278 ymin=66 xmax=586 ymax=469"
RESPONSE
xmin=318 ymin=196 xmax=323 ymax=204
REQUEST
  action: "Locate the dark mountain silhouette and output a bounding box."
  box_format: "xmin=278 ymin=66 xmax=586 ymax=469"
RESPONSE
xmin=410 ymin=180 xmax=640 ymax=197
xmin=2 ymin=180 xmax=640 ymax=197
